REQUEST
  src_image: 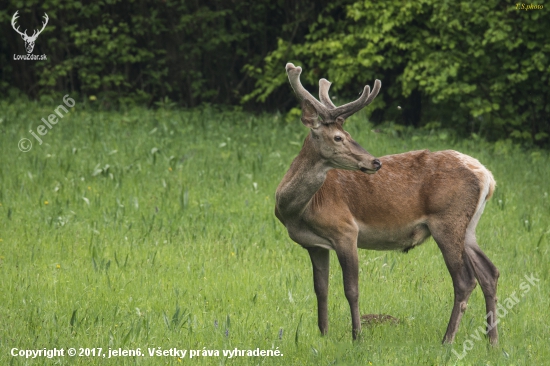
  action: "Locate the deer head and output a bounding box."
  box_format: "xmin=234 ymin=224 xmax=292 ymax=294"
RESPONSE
xmin=286 ymin=63 xmax=382 ymax=173
xmin=12 ymin=11 xmax=49 ymax=54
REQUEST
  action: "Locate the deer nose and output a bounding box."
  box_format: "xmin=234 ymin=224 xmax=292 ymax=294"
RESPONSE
xmin=372 ymin=159 xmax=382 ymax=170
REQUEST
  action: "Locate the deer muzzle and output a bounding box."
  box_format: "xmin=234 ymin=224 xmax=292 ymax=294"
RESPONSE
xmin=359 ymin=159 xmax=382 ymax=174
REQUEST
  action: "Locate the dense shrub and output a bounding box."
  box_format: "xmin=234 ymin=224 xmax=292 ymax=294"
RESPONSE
xmin=247 ymin=1 xmax=549 ymax=145
xmin=0 ymin=0 xmax=328 ymax=107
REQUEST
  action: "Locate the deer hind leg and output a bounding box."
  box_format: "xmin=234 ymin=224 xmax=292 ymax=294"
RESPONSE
xmin=307 ymin=247 xmax=330 ymax=335
xmin=429 ymin=220 xmax=477 ymax=344
xmin=464 ymin=202 xmax=500 ymax=345
xmin=465 ymin=241 xmax=499 ymax=345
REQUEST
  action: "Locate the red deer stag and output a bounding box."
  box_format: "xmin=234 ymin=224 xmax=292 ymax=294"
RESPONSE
xmin=275 ymin=63 xmax=499 ymax=344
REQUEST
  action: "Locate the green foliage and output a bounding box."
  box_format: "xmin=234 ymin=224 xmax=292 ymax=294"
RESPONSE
xmin=2 ymin=1 xmax=548 ymax=146
xmin=247 ymin=0 xmax=550 ymax=146
xmin=0 ymin=0 xmax=325 ymax=107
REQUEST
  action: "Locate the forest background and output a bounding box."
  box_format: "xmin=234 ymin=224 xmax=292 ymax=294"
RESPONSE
xmin=0 ymin=0 xmax=548 ymax=146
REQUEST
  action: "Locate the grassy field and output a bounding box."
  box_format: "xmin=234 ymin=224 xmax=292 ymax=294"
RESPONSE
xmin=0 ymin=97 xmax=548 ymax=365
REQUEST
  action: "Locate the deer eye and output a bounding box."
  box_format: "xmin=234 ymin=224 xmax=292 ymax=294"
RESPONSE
xmin=334 ymin=136 xmax=343 ymax=142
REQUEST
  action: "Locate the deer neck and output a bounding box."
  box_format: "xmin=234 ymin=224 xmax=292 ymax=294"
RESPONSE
xmin=276 ymin=133 xmax=330 ymax=218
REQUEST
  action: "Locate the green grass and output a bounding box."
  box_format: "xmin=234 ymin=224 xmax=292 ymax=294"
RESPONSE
xmin=0 ymin=98 xmax=549 ymax=365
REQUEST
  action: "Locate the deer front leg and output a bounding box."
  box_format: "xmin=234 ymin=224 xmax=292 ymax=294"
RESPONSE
xmin=335 ymin=245 xmax=361 ymax=340
xmin=308 ymin=247 xmax=330 ymax=335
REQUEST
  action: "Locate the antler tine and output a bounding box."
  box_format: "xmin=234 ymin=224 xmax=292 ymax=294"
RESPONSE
xmin=11 ymin=11 xmax=28 ymax=37
xmin=319 ymin=79 xmax=336 ymax=109
xmin=333 ymin=79 xmax=382 ymax=120
xmin=35 ymin=13 xmax=49 ymax=37
xmin=286 ymin=63 xmax=330 ymax=120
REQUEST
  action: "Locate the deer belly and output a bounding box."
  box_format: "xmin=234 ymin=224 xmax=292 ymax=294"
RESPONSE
xmin=356 ymin=222 xmax=431 ymax=251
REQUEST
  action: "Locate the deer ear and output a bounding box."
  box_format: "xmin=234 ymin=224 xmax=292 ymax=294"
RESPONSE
xmin=301 ymin=99 xmax=320 ymax=129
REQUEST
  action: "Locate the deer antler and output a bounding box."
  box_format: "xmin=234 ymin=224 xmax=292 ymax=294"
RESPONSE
xmin=11 ymin=11 xmax=48 ymax=40
xmin=286 ymin=63 xmax=381 ymax=122
xmin=286 ymin=63 xmax=331 ymax=122
xmin=332 ymin=80 xmax=381 ymax=120
xmin=11 ymin=11 xmax=28 ymax=38
xmin=319 ymin=78 xmax=337 ymax=110
xmin=31 ymin=13 xmax=49 ymax=39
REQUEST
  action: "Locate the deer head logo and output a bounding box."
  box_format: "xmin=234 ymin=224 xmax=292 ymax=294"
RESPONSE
xmin=11 ymin=11 xmax=49 ymax=54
